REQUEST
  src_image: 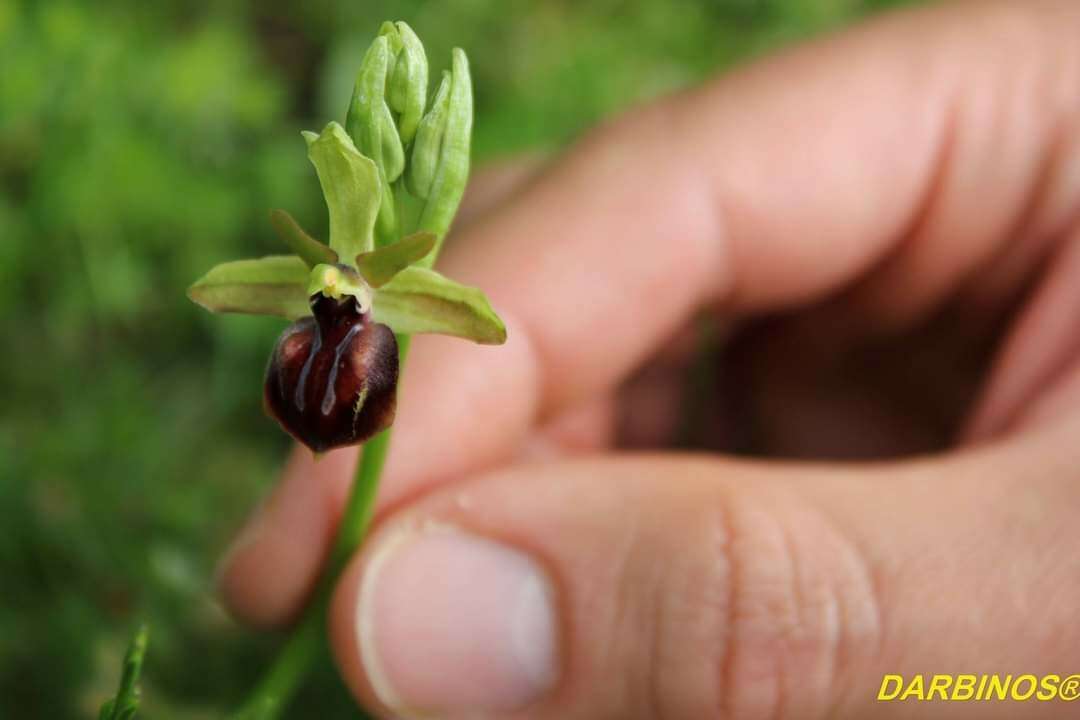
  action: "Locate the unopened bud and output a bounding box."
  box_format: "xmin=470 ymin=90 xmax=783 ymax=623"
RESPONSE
xmin=346 ymin=35 xmax=405 ymax=244
xmin=405 ymin=70 xmax=450 ymax=200
xmin=384 ymin=21 xmax=428 ymax=145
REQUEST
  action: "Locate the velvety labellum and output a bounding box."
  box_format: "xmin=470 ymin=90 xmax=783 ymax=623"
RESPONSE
xmin=264 ymin=294 xmax=398 ymax=452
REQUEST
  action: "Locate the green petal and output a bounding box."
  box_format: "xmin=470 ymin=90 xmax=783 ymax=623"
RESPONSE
xmin=187 ymin=255 xmax=311 ymax=319
xmin=270 ymin=209 xmax=338 ymax=267
xmin=372 ymin=266 xmax=506 ymax=344
xmin=304 ymin=122 xmax=381 ymax=259
xmin=355 ymin=231 xmax=435 ymax=288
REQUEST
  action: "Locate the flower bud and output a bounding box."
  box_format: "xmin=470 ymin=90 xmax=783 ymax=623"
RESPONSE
xmin=384 ymin=21 xmax=428 ymax=145
xmin=414 ymin=48 xmax=472 ymax=260
xmin=264 ymin=294 xmax=398 ymax=452
xmin=347 ymin=35 xmax=406 ymax=183
xmin=346 ymin=35 xmax=405 ymax=246
xmin=405 ymin=70 xmax=450 ymax=200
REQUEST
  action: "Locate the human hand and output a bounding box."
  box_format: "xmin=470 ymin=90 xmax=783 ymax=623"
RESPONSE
xmin=220 ymin=2 xmax=1080 ymax=717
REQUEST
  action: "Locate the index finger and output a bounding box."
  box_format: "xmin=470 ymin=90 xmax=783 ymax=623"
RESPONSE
xmin=221 ymin=0 xmax=1080 ymax=626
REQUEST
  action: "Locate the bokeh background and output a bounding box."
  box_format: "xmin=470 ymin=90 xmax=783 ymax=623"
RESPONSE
xmin=1 ymin=0 xmax=914 ymax=716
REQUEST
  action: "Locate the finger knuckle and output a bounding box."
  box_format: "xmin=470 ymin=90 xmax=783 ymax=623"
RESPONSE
xmin=645 ymin=488 xmax=883 ymax=720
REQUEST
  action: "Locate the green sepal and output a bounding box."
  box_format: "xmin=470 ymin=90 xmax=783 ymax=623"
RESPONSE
xmin=417 ymin=48 xmax=472 ymax=262
xmin=303 ymin=122 xmax=381 ymax=260
xmin=405 ymin=70 xmax=450 ymax=200
xmin=384 ymin=21 xmax=428 ymax=145
xmin=372 ymin=266 xmax=506 ymax=344
xmin=98 ymin=625 xmax=148 ymax=720
xmin=270 ymin=209 xmax=338 ymax=268
xmin=187 ymin=255 xmax=311 ymax=319
xmin=355 ymin=231 xmax=435 ymax=288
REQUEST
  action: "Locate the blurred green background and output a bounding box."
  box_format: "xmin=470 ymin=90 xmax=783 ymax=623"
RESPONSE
xmin=1 ymin=0 xmax=914 ymax=716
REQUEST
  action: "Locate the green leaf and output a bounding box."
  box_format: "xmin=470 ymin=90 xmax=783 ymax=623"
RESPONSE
xmin=187 ymin=255 xmax=310 ymax=319
xmin=99 ymin=625 xmax=148 ymax=720
xmin=372 ymin=266 xmax=506 ymax=344
xmin=304 ymin=122 xmax=381 ymax=259
xmin=270 ymin=209 xmax=338 ymax=268
xmin=355 ymin=231 xmax=435 ymax=288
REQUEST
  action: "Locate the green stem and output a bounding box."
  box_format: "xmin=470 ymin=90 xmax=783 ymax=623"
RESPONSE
xmin=230 ymin=610 xmax=322 ymax=720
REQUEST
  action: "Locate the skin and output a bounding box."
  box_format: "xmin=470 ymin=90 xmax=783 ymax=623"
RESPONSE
xmin=219 ymin=1 xmax=1080 ymax=717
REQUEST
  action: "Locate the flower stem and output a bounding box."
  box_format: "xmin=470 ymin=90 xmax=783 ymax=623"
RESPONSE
xmin=230 ymin=609 xmax=323 ymax=720
xmin=327 ymin=396 xmax=397 ymax=575
xmin=230 ymin=32 xmax=471 ymax=717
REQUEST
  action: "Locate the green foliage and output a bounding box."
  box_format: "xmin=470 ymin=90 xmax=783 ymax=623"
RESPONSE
xmin=1 ymin=0 xmax=914 ymax=717
xmin=99 ymin=626 xmax=148 ymax=720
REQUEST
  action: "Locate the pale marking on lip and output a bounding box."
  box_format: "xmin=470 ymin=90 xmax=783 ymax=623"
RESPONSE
xmin=322 ymin=323 xmax=363 ymax=416
xmin=351 ymin=384 xmax=370 ymax=434
xmin=293 ymin=325 xmax=323 ymax=412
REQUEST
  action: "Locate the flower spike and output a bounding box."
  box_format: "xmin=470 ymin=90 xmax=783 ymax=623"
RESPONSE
xmin=188 ymin=23 xmax=503 ymax=451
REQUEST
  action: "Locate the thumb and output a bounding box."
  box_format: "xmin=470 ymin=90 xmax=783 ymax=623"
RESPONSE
xmin=327 ymin=418 xmax=1080 ymax=719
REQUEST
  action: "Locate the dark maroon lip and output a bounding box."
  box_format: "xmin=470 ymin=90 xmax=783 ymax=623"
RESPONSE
xmin=264 ymin=295 xmax=398 ymax=452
